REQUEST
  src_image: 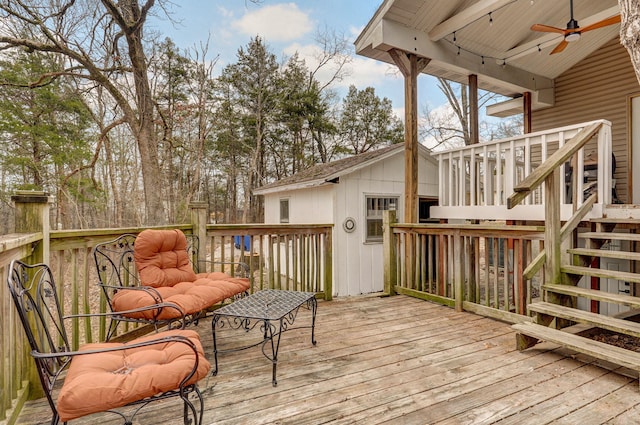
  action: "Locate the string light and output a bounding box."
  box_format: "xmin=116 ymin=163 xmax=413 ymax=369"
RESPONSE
xmin=443 ymin=0 xmax=552 ymax=67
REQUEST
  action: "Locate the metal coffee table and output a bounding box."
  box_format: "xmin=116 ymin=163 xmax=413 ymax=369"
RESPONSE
xmin=211 ymin=289 xmax=317 ymax=386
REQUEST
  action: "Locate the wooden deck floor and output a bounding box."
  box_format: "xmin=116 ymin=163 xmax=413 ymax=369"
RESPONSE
xmin=15 ymin=295 xmax=640 ymax=425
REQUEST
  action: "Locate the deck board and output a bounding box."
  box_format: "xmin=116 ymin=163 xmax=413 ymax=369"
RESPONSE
xmin=14 ymin=295 xmax=640 ymax=425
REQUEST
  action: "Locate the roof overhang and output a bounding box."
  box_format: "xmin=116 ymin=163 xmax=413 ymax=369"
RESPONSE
xmin=355 ymin=0 xmax=621 ymax=107
xmin=486 ymin=88 xmax=555 ymax=117
xmin=357 ymin=18 xmax=553 ymax=98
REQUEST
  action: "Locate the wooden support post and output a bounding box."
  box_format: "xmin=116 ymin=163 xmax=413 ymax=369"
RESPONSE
xmin=323 ymin=228 xmax=333 ymax=300
xmin=523 ymin=91 xmax=532 ymax=134
xmin=544 ymin=169 xmax=563 ymax=308
xmin=469 ymin=74 xmax=479 ymax=145
xmin=388 ymin=49 xmax=429 ymax=223
xmin=11 ymin=190 xmax=51 ymax=401
xmin=454 ymin=231 xmax=464 ymax=312
xmin=190 ymin=201 xmax=208 ymax=271
xmin=383 ymin=210 xmax=398 ymax=296
xmin=388 ymin=49 xmax=428 ymax=289
xmin=11 ymin=190 xmax=51 ymax=266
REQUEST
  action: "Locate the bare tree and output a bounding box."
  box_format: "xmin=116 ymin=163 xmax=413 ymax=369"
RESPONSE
xmin=420 ymin=78 xmax=519 ymax=150
xmin=619 ymin=0 xmax=640 ymax=85
xmin=0 ymin=0 xmax=167 ymax=224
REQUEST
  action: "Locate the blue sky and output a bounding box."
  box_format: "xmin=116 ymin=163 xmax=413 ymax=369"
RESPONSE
xmin=148 ymin=0 xmax=444 ymax=117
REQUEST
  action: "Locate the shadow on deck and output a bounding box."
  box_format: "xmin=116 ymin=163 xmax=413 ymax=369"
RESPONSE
xmin=15 ymin=295 xmax=640 ymax=425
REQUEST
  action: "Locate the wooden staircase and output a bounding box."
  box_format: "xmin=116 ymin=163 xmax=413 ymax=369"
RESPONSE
xmin=513 ymin=218 xmax=640 ymax=382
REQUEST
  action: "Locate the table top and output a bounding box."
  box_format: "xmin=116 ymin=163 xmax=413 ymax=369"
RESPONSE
xmin=213 ymin=289 xmax=316 ymax=321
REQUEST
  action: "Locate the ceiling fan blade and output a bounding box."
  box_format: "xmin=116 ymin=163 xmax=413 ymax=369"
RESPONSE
xmin=531 ymin=23 xmax=567 ymax=34
xmin=578 ymin=15 xmax=621 ymax=33
xmin=550 ymin=39 xmax=569 ymax=55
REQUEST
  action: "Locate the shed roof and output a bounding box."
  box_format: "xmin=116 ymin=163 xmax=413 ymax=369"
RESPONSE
xmin=253 ymin=143 xmax=435 ymax=195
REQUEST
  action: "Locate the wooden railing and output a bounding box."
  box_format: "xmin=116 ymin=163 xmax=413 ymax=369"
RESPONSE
xmin=1 ymin=233 xmax=42 ymax=424
xmin=507 ymin=120 xmax=609 ymax=287
xmin=1 ymin=195 xmax=332 ymax=423
xmin=204 ymin=225 xmax=332 ymax=296
xmin=384 ymin=211 xmax=545 ymax=323
xmin=432 ymin=119 xmax=612 ymax=222
xmin=46 ymin=225 xmax=332 ymax=345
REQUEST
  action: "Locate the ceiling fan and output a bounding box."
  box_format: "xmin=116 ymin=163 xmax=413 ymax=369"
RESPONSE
xmin=530 ymin=0 xmax=621 ymax=54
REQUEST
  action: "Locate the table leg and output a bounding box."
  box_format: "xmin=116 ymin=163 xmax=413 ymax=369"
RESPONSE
xmin=309 ymin=297 xmax=317 ymax=345
xmin=266 ymin=319 xmax=283 ymax=387
xmin=211 ymin=315 xmax=220 ymax=376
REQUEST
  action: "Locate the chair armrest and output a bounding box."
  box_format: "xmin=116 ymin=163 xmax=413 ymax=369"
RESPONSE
xmin=64 ymin=301 xmax=186 ymax=322
xmin=99 ymin=283 xmax=164 ymax=304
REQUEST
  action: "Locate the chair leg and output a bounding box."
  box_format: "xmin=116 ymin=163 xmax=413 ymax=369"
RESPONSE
xmin=182 ymin=385 xmax=203 ymax=425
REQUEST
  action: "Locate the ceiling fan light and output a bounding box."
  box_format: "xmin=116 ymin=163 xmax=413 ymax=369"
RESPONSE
xmin=565 ymin=32 xmax=581 ymax=42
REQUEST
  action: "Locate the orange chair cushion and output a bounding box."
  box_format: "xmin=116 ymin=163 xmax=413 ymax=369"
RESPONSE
xmin=56 ymin=329 xmax=210 ymax=422
xmin=135 ymin=229 xmax=197 ymax=288
xmin=197 ymin=272 xmax=251 ymax=298
xmin=111 ymin=277 xmax=249 ymax=320
xmin=114 ymin=229 xmax=250 ymax=319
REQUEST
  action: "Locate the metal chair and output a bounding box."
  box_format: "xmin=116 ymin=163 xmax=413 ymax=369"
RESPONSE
xmin=7 ymin=260 xmax=210 ymax=425
xmin=93 ymin=230 xmax=250 ymax=341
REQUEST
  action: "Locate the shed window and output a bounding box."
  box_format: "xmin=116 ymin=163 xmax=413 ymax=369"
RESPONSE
xmin=280 ymin=198 xmax=290 ymax=223
xmin=365 ymin=196 xmax=398 ymax=242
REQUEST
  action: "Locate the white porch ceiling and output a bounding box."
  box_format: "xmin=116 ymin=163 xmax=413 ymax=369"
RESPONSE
xmin=355 ymin=0 xmax=620 ymax=99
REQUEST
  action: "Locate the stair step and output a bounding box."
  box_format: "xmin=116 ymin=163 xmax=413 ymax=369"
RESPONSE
xmin=579 ymin=232 xmax=640 ymax=242
xmin=512 ymin=321 xmax=640 ymax=372
xmin=561 ymin=265 xmax=640 ymax=284
xmin=591 ymin=218 xmax=640 ymax=225
xmin=567 ymin=248 xmax=640 ymax=262
xmin=543 ymin=283 xmax=640 ymax=309
xmin=528 ymin=302 xmax=640 ymax=338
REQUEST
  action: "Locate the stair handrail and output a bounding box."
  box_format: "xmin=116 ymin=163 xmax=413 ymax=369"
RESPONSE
xmin=507 ymin=120 xmax=605 ymax=286
xmin=522 ymin=192 xmax=596 ymax=280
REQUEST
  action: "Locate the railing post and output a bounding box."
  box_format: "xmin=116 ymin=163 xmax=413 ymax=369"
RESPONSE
xmin=454 ymin=231 xmax=464 ymax=312
xmin=323 ymin=228 xmax=333 ymax=301
xmin=383 ymin=210 xmax=397 ymax=296
xmin=11 ymin=190 xmax=51 ymax=265
xmin=190 ymin=201 xmax=208 ymax=270
xmin=544 ymin=169 xmax=562 ymax=286
xmin=11 ymin=191 xmax=51 ymax=401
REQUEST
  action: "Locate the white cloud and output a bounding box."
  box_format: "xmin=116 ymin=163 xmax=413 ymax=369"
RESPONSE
xmin=232 ymin=3 xmax=313 ymax=42
xmin=217 ymin=6 xmax=234 ymax=19
xmin=343 ymin=57 xmax=401 ymax=89
xmin=348 ymin=25 xmax=365 ymax=40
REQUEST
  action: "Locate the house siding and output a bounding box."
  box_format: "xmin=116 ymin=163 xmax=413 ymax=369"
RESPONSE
xmin=532 ymin=38 xmax=640 ymax=203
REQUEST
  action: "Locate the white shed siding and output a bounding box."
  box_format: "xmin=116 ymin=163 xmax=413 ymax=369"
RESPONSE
xmin=333 ymin=152 xmax=438 ymax=296
xmin=260 ymin=146 xmax=439 ymax=297
xmin=263 ymin=185 xmax=334 ymax=224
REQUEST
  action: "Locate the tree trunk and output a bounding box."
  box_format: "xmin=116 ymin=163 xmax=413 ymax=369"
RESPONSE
xmin=120 ymin=1 xmax=164 ymax=224
xmin=620 ymin=0 xmax=640 ymax=85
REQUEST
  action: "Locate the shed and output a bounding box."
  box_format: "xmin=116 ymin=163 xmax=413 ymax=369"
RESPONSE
xmin=253 ymin=143 xmax=438 ymax=297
